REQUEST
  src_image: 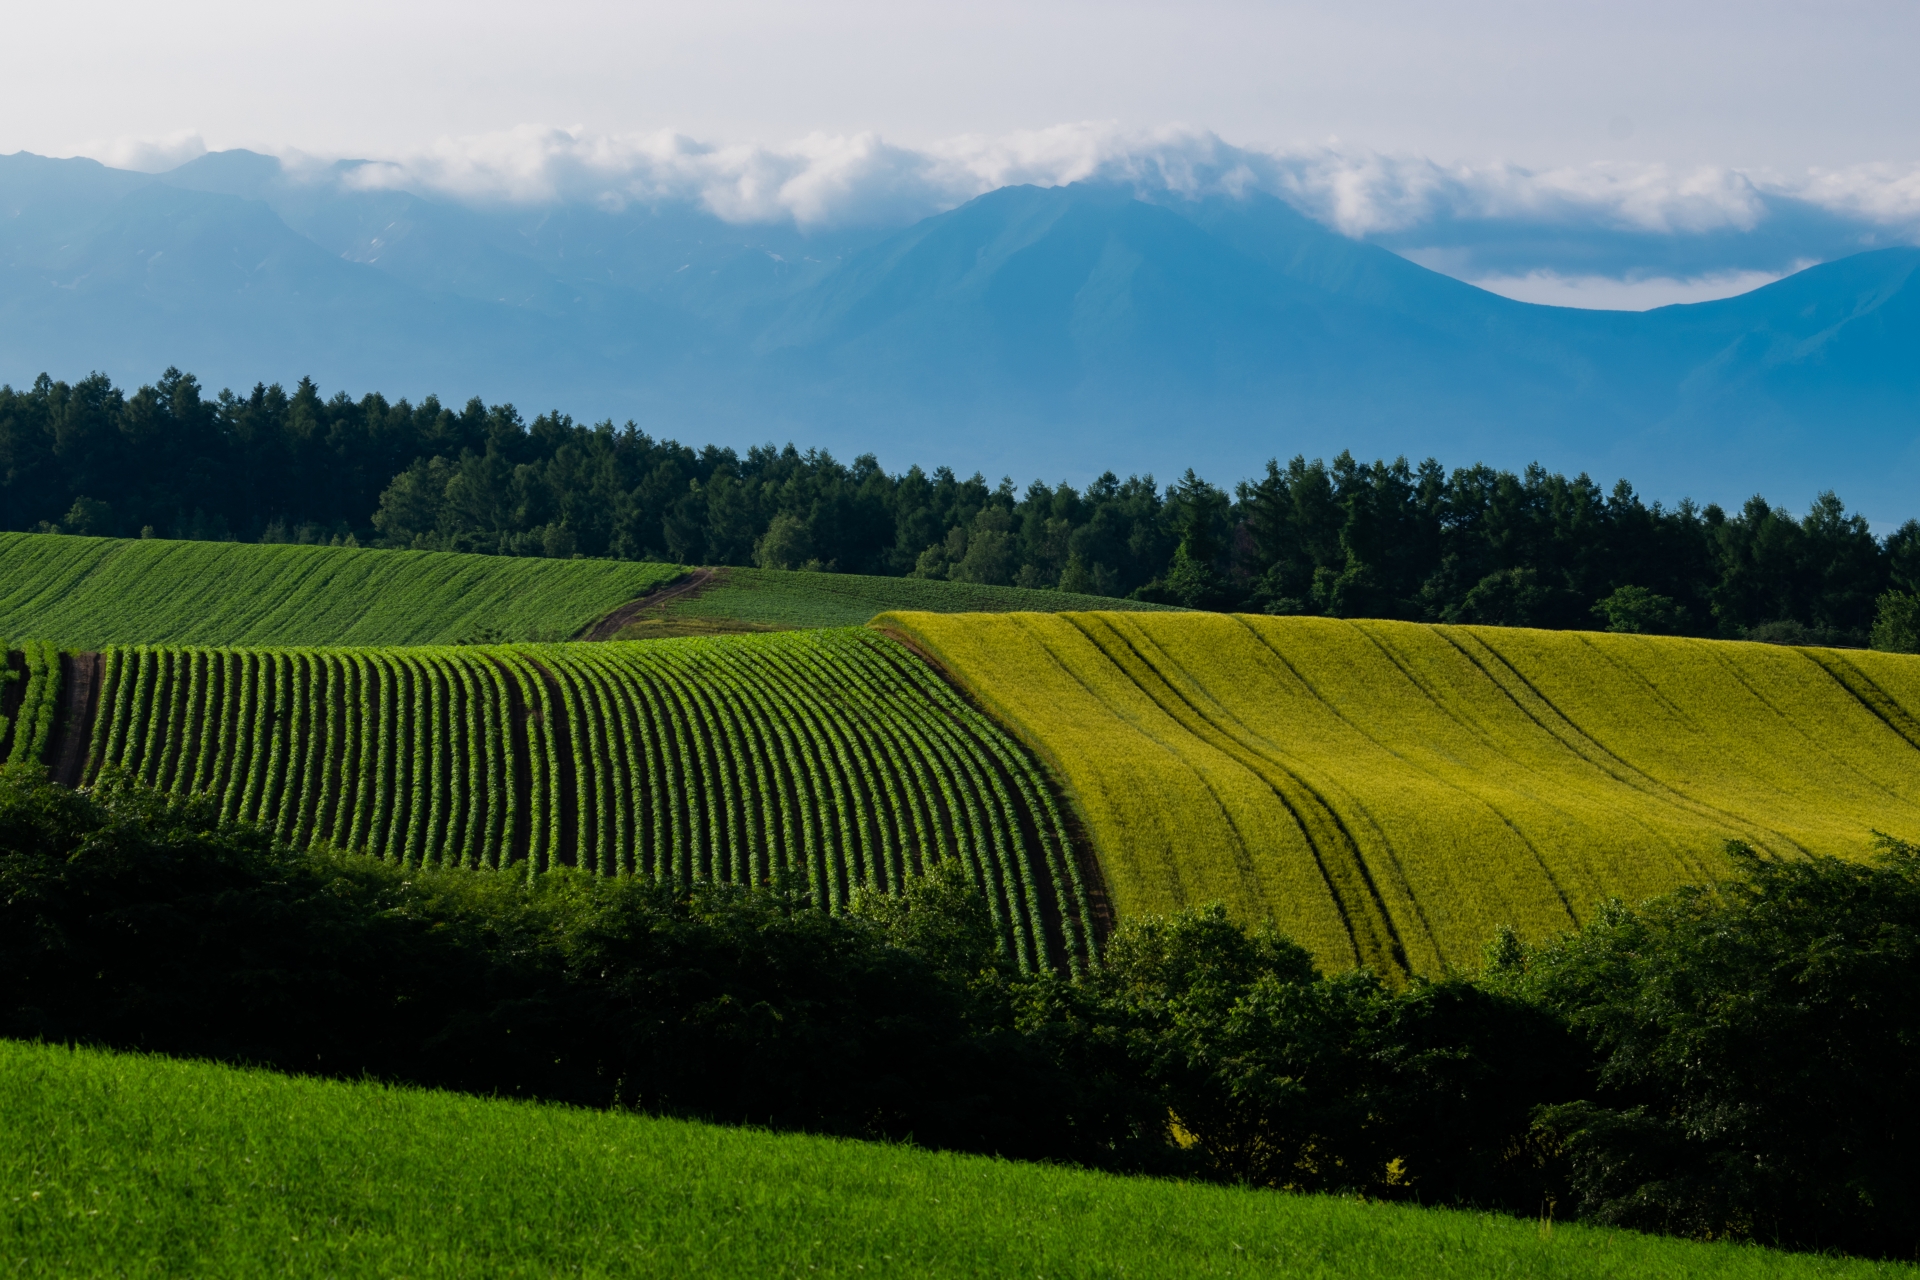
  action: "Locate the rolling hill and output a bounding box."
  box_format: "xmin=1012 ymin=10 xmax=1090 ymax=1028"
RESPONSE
xmin=3 ymin=151 xmax=1919 ymax=518
xmin=880 ymin=611 xmax=1920 ymax=974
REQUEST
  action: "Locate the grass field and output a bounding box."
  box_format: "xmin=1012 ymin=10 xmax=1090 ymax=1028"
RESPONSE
xmin=84 ymin=630 xmax=1093 ymax=970
xmin=3 ymin=1040 xmax=1896 ymax=1280
xmin=879 ymin=611 xmax=1920 ymax=976
xmin=608 ymin=567 xmax=1174 ymax=637
xmin=0 ymin=533 xmax=685 ymax=647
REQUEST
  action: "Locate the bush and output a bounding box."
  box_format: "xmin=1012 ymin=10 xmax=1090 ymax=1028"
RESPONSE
xmin=1870 ymin=588 xmax=1920 ymax=652
xmin=1025 ymin=905 xmax=1587 ymax=1205
xmin=1496 ymin=838 xmax=1920 ymax=1255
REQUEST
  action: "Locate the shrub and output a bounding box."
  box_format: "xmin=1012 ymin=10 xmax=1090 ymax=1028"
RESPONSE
xmin=1497 ymin=838 xmax=1920 ymax=1255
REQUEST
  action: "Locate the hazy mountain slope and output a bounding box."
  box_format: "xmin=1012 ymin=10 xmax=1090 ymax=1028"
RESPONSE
xmin=1 ymin=150 xmax=1916 ymax=517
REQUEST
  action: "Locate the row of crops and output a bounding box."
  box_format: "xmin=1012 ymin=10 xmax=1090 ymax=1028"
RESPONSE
xmin=881 ymin=609 xmax=1920 ymax=977
xmin=0 ymin=641 xmax=61 ymax=766
xmin=83 ymin=629 xmax=1096 ymax=971
xmin=0 ymin=533 xmax=686 ymax=648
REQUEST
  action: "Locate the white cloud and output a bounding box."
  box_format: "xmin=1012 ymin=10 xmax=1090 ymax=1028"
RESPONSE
xmin=1464 ymin=268 xmax=1800 ymax=311
xmin=286 ymin=124 xmax=1920 ymax=246
xmin=80 ymin=131 xmax=207 ymax=173
xmin=57 ymin=123 xmax=1920 ymax=297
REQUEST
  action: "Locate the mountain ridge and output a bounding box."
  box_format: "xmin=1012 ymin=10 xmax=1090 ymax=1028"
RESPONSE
xmin=1 ymin=149 xmax=1916 ymax=518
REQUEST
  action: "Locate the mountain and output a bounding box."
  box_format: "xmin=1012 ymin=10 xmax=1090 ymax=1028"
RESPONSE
xmin=1 ymin=150 xmax=1916 ymax=519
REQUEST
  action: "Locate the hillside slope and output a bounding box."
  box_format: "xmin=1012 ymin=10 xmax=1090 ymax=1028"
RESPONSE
xmin=8 ymin=1041 xmax=1875 ymax=1279
xmin=0 ymin=534 xmax=685 ymax=647
xmin=880 ymin=611 xmax=1920 ymax=975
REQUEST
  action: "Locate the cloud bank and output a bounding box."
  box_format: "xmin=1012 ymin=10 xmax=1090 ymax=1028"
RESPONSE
xmin=93 ymin=123 xmax=1920 ymax=308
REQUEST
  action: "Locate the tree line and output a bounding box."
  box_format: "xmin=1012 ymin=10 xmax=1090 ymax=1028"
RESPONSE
xmin=8 ymin=769 xmax=1920 ymax=1257
xmin=4 ymin=368 xmax=1918 ymax=646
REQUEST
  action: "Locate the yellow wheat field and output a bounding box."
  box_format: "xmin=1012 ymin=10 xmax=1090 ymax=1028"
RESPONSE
xmin=875 ymin=611 xmax=1920 ymax=976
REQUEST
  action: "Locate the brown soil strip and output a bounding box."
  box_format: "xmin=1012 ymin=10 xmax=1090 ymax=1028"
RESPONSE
xmin=49 ymin=652 xmax=102 ymax=788
xmin=580 ymin=568 xmax=722 ymax=640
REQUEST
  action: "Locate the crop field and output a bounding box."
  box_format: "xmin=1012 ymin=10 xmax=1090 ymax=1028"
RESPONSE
xmin=82 ymin=629 xmax=1093 ymax=971
xmin=879 ymin=611 xmax=1920 ymax=976
xmin=0 ymin=533 xmax=686 ymax=648
xmin=8 ymin=1040 xmax=1894 ymax=1280
xmin=607 ymin=566 xmax=1174 ymax=638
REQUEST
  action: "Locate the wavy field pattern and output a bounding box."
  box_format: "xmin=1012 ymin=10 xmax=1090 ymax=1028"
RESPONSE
xmin=879 ymin=611 xmax=1920 ymax=975
xmin=0 ymin=534 xmax=685 ymax=647
xmin=83 ymin=630 xmax=1092 ymax=971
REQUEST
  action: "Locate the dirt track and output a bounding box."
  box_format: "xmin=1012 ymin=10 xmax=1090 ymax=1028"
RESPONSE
xmin=579 ymin=568 xmax=721 ymax=640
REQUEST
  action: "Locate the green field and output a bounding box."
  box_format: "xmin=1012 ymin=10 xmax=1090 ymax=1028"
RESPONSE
xmin=0 ymin=533 xmax=686 ymax=647
xmin=85 ymin=630 xmax=1093 ymax=970
xmin=608 ymin=566 xmax=1174 ymax=637
xmin=3 ymin=1039 xmax=1893 ymax=1280
xmin=879 ymin=611 xmax=1920 ymax=976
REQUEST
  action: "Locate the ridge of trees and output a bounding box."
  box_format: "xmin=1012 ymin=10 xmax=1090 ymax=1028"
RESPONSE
xmin=4 ymin=368 xmax=1918 ymax=646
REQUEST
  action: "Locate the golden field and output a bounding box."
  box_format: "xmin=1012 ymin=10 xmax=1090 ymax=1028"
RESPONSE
xmin=875 ymin=611 xmax=1920 ymax=975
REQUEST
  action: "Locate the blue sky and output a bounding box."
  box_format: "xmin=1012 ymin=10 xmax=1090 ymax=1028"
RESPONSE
xmin=5 ymin=0 xmax=1916 ymax=308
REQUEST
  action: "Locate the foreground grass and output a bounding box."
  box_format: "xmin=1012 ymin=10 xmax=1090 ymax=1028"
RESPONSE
xmin=2 ymin=1042 xmax=1904 ymax=1278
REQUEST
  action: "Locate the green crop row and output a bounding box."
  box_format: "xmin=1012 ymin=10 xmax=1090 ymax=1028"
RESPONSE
xmin=6 ymin=640 xmax=60 ymax=765
xmin=81 ymin=630 xmax=1093 ymax=971
xmin=0 ymin=533 xmax=686 ymax=648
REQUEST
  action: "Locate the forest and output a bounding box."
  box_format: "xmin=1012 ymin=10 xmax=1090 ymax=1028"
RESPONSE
xmin=2 ymin=368 xmax=1916 ymax=645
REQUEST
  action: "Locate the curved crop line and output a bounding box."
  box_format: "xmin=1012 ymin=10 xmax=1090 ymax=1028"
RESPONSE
xmin=1706 ymin=644 xmax=1916 ymax=811
xmin=1081 ymin=614 xmax=1395 ymax=970
xmin=760 ymin=642 xmax=895 ymax=896
xmin=1545 ymin=632 xmax=1818 ymax=860
xmin=585 ymin=649 xmax=660 ymax=877
xmin=688 ymin=647 xmax=788 ymax=885
xmin=1803 ymin=651 xmax=1920 ymax=753
xmin=813 ymin=640 xmax=951 ymax=891
xmin=867 ymin=644 xmax=1044 ymax=974
xmin=1342 ymin=623 xmax=1578 ymax=927
xmin=864 ymin=625 xmax=1075 ymax=967
xmin=1441 ymin=630 xmax=1760 ymax=880
xmin=699 ymin=644 xmax=823 ymax=897
xmin=1007 ymin=615 xmax=1248 ymax=914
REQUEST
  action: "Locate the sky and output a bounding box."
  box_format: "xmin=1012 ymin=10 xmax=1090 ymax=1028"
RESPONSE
xmin=4 ymin=0 xmax=1918 ymax=308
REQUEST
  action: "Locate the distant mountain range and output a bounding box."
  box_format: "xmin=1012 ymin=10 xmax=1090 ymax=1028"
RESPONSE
xmin=2 ymin=149 xmax=1916 ymax=520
